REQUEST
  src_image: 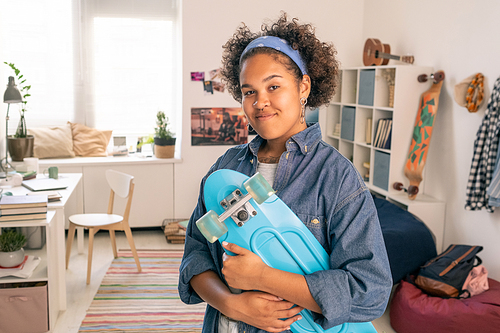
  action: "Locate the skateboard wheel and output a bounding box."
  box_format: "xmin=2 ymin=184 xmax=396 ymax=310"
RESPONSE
xmin=196 ymin=210 xmax=228 ymax=243
xmin=433 ymin=71 xmax=445 ymax=82
xmin=407 ymin=185 xmax=419 ymax=196
xmin=418 ymin=74 xmax=428 ymax=83
xmin=393 ymin=182 xmax=404 ymax=191
xmin=243 ymin=172 xmax=276 ymax=205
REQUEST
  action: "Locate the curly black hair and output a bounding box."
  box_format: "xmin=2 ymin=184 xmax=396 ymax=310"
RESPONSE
xmin=220 ymin=12 xmax=339 ymax=109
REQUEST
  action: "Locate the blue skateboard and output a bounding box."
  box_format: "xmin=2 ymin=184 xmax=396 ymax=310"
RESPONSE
xmin=197 ymin=169 xmax=377 ymax=333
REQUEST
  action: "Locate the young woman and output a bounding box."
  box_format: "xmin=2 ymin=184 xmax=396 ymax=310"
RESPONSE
xmin=179 ymin=13 xmax=392 ymax=333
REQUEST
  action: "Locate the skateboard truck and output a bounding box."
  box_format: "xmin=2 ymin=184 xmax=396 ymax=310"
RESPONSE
xmin=393 ymin=182 xmax=419 ymax=196
xmin=220 ymin=189 xmax=257 ymax=227
xmin=418 ymin=71 xmax=445 ymax=84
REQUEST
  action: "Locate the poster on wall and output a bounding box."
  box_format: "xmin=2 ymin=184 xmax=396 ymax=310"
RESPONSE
xmin=191 ymin=107 xmax=248 ymax=146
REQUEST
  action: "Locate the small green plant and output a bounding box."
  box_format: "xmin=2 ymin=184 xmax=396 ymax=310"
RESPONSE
xmin=4 ymin=62 xmax=31 ymax=138
xmin=154 ymin=111 xmax=174 ymax=140
xmin=0 ymin=229 xmax=27 ymax=252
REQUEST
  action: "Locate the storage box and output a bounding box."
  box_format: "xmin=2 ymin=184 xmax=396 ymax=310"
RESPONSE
xmin=0 ymin=282 xmax=48 ymax=333
xmin=340 ymin=106 xmax=356 ymax=141
xmin=373 ymin=150 xmax=390 ymax=191
xmin=358 ymin=69 xmax=375 ymax=106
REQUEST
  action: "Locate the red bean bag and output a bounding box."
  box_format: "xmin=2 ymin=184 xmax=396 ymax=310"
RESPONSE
xmin=390 ymin=278 xmax=500 ymax=333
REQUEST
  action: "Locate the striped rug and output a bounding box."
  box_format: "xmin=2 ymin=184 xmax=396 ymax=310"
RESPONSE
xmin=78 ymin=249 xmax=205 ymax=332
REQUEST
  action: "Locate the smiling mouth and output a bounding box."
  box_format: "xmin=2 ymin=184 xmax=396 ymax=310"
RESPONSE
xmin=255 ymin=113 xmax=276 ymax=121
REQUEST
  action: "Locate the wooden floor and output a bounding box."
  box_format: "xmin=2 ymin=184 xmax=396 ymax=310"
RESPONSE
xmin=54 ymin=228 xmax=396 ymax=333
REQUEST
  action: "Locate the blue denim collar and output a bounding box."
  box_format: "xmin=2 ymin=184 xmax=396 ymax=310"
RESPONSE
xmin=247 ymin=122 xmax=322 ymax=157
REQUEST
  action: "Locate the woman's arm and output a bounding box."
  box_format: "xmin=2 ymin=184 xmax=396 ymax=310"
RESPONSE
xmin=190 ymin=270 xmax=304 ymax=332
xmin=221 ymin=242 xmax=322 ymax=313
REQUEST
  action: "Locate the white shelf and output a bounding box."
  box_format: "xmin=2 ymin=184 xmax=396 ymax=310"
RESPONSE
xmin=322 ymin=65 xmax=446 ymax=251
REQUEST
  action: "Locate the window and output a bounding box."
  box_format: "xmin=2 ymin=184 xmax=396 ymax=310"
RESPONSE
xmin=0 ymin=0 xmax=180 ymax=141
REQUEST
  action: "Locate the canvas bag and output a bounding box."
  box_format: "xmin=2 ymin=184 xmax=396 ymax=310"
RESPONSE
xmin=415 ymin=244 xmax=483 ymax=298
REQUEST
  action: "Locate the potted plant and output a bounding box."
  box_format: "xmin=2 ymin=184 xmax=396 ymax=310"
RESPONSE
xmin=4 ymin=62 xmax=34 ymax=161
xmin=0 ymin=229 xmax=27 ymax=267
xmin=153 ymin=111 xmax=176 ymax=158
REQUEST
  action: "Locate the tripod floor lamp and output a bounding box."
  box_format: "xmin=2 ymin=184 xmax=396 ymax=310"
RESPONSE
xmin=2 ymin=76 xmax=23 ymax=178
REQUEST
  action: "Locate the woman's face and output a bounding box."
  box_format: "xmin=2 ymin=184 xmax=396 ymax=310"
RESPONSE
xmin=239 ymin=53 xmax=310 ymax=143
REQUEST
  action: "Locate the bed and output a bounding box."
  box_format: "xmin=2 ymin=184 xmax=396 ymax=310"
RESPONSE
xmin=373 ymin=195 xmax=437 ymax=284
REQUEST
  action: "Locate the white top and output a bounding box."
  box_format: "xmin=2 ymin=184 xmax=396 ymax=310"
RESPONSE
xmin=257 ymin=161 xmax=279 ymax=188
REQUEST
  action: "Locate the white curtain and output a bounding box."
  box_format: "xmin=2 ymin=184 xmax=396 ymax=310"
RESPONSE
xmin=0 ymin=0 xmax=180 ymax=140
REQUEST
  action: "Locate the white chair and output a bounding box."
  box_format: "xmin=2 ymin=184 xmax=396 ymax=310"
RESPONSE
xmin=65 ymin=169 xmax=142 ymax=284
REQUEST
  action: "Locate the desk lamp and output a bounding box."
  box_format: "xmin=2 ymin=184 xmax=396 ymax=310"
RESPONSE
xmin=2 ymin=76 xmax=23 ymax=178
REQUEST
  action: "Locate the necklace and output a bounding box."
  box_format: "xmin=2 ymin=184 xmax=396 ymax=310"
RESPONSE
xmin=258 ymin=156 xmax=280 ymax=163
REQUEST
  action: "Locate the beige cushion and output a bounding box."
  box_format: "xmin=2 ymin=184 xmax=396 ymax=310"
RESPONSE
xmin=70 ymin=122 xmax=112 ymax=157
xmin=28 ymin=124 xmax=75 ymax=159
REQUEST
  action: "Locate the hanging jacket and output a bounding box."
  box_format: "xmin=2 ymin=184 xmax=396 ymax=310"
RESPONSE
xmin=465 ymin=76 xmax=500 ymax=212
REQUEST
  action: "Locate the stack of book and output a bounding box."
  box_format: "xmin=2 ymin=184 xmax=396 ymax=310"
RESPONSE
xmin=0 ymin=195 xmax=48 ymax=222
xmin=163 ymin=219 xmax=189 ymax=244
xmin=373 ymin=118 xmax=393 ymax=149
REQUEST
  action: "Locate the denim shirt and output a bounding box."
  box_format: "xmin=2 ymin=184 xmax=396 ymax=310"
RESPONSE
xmin=178 ymin=123 xmax=392 ymax=333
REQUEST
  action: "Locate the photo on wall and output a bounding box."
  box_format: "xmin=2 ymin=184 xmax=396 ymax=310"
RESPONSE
xmin=191 ymin=107 xmax=248 ymax=146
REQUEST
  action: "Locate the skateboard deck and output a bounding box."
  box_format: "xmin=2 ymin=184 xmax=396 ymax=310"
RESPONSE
xmin=399 ymin=71 xmax=445 ymax=200
xmin=197 ymin=169 xmax=377 ymax=333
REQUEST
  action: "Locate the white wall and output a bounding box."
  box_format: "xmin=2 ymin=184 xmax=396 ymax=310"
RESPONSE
xmin=175 ymin=1 xmax=364 ymax=216
xmin=362 ymin=0 xmax=500 ymax=280
xmin=177 ymin=0 xmax=500 ymax=281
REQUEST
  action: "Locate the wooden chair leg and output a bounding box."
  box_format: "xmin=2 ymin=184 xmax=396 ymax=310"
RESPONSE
xmin=124 ymin=226 xmax=141 ymax=272
xmin=66 ymin=222 xmax=76 ymax=269
xmin=109 ymin=230 xmax=117 ymax=258
xmin=87 ymin=227 xmax=95 ymax=285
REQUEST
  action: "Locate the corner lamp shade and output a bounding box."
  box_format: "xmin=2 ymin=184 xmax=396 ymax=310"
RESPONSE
xmin=4 ymin=76 xmax=22 ymax=103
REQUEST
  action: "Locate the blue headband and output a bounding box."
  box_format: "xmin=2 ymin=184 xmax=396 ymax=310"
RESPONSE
xmin=240 ymin=36 xmax=308 ymax=75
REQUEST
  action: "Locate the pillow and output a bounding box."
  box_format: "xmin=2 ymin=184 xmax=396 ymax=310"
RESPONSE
xmin=28 ymin=124 xmax=76 ymax=159
xmin=69 ymin=122 xmax=112 ymax=157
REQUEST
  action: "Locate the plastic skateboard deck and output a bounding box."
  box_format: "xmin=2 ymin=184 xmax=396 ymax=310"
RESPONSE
xmin=197 ymin=169 xmax=377 ymax=333
xmin=398 ymin=71 xmax=445 ymax=200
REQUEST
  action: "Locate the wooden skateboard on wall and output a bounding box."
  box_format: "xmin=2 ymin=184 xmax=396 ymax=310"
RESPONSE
xmin=394 ymin=71 xmax=445 ymax=200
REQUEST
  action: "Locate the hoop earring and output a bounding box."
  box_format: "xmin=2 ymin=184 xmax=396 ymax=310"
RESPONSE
xmin=246 ymin=123 xmax=254 ymax=133
xmin=300 ymin=97 xmax=307 ymax=124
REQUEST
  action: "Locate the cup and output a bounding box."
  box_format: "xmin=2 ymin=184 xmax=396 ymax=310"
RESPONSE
xmin=44 ymin=166 xmax=59 ymax=179
xmin=23 ymin=157 xmax=39 ymax=174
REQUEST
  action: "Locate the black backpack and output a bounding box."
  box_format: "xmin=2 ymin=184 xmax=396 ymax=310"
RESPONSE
xmin=415 ymin=244 xmax=483 ymax=298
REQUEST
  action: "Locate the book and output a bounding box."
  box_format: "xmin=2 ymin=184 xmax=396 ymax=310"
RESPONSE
xmin=0 ymin=206 xmax=48 ymax=215
xmin=382 ymin=125 xmax=392 ymax=149
xmin=0 ymin=195 xmax=48 ymax=209
xmin=27 ymin=190 xmax=62 ymax=202
xmin=373 ymin=119 xmax=385 ymax=147
xmin=22 ymin=178 xmax=68 ymax=192
xmin=380 ymin=120 xmax=392 ymax=149
xmin=0 ymin=212 xmax=47 ymax=222
xmin=366 ymin=118 xmax=372 ymax=145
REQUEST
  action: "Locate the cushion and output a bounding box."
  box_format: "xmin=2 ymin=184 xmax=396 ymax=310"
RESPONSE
xmin=373 ymin=196 xmax=437 ymax=284
xmin=28 ymin=124 xmax=75 ymax=159
xmin=69 ymin=122 xmax=112 ymax=157
xmin=390 ymin=278 xmax=500 ymax=333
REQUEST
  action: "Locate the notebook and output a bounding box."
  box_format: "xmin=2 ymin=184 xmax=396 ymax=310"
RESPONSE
xmin=22 ymin=178 xmax=68 ymax=192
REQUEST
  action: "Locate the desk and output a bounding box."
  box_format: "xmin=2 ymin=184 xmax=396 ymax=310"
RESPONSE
xmin=1 ymin=173 xmax=82 ymax=331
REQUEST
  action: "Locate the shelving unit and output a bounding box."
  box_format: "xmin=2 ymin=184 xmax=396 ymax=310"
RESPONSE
xmin=322 ymin=65 xmax=445 ymax=251
xmin=0 ymin=211 xmax=57 ymax=332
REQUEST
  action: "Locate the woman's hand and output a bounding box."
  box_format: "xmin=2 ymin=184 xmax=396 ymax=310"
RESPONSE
xmin=221 ymin=241 xmax=323 ymax=314
xmin=221 ymin=241 xmax=268 ymax=290
xmin=228 ymin=291 xmax=303 ymax=332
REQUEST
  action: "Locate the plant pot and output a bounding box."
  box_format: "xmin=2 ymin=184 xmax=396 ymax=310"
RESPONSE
xmin=8 ymin=135 xmax=34 ymax=162
xmin=0 ymin=248 xmax=24 ymax=267
xmin=153 ymin=137 xmax=176 ymax=159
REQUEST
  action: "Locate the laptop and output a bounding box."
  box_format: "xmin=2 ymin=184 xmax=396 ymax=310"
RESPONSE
xmin=22 ymin=178 xmax=68 ymax=192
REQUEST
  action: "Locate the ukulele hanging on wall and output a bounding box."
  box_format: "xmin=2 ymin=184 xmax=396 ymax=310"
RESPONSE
xmin=363 ymin=38 xmax=414 ymax=66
